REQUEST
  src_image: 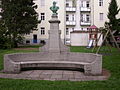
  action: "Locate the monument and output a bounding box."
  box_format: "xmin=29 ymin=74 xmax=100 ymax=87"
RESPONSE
xmin=41 ymin=1 xmax=69 ymax=53
xmin=4 ymin=2 xmax=102 ymax=75
xmin=50 ymin=1 xmax=59 ymax=15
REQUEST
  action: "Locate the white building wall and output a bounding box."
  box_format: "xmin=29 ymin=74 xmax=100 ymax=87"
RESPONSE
xmin=71 ymin=33 xmax=89 ymax=46
xmin=25 ymin=0 xmax=65 ymax=44
xmin=70 ymin=32 xmax=102 ymax=46
xmin=23 ymin=0 xmax=120 ymax=45
xmin=116 ymin=0 xmax=120 ymax=19
xmin=92 ymin=0 xmax=120 ymax=28
xmin=91 ymin=0 xmax=109 ymax=27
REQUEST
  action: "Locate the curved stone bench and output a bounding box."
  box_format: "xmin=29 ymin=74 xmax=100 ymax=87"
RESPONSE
xmin=4 ymin=52 xmax=102 ymax=75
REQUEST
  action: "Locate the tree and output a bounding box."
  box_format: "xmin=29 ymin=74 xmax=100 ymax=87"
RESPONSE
xmin=0 ymin=1 xmax=11 ymax=49
xmin=107 ymin=0 xmax=120 ymax=34
xmin=0 ymin=18 xmax=12 ymax=49
xmin=0 ymin=0 xmax=40 ymax=47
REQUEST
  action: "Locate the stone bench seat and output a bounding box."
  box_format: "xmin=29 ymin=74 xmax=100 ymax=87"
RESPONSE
xmin=20 ymin=61 xmax=89 ymax=69
xmin=4 ymin=52 xmax=102 ymax=75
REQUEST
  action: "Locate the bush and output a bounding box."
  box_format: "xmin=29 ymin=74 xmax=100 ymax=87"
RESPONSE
xmin=0 ymin=36 xmax=12 ymax=49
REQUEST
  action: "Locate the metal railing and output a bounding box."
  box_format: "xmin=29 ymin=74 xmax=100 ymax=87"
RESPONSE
xmin=66 ymin=7 xmax=76 ymax=11
xmin=80 ymin=7 xmax=91 ymax=12
xmin=66 ymin=21 xmax=76 ymax=25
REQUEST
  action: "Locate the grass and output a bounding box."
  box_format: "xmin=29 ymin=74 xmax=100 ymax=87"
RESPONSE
xmin=0 ymin=46 xmax=120 ymax=90
xmin=18 ymin=45 xmax=40 ymax=48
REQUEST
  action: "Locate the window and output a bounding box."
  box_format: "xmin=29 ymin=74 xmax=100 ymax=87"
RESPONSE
xmin=26 ymin=40 xmax=30 ymax=44
xmin=66 ymin=14 xmax=69 ymax=21
xmin=87 ymin=28 xmax=89 ymax=31
xmin=99 ymin=0 xmax=103 ymax=6
xmin=41 ymin=0 xmax=45 ymax=7
xmin=72 ymin=14 xmax=75 ymax=21
xmin=81 ymin=28 xmax=83 ymax=30
xmin=86 ymin=1 xmax=90 ymax=8
xmin=66 ymin=28 xmax=69 ymax=35
xmin=72 ymin=28 xmax=74 ymax=31
xmin=100 ymin=13 xmax=104 ymax=21
xmin=86 ymin=14 xmax=90 ymax=22
xmin=41 ymin=27 xmax=45 ymax=35
xmin=41 ymin=13 xmax=45 ymax=20
xmin=33 ymin=34 xmax=37 ymax=43
xmin=66 ymin=3 xmax=69 ymax=7
xmin=81 ymin=14 xmax=83 ymax=22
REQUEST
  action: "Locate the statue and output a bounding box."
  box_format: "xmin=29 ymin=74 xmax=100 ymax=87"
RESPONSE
xmin=50 ymin=1 xmax=59 ymax=15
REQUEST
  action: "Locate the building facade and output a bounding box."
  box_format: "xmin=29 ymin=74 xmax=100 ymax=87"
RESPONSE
xmin=24 ymin=0 xmax=120 ymax=46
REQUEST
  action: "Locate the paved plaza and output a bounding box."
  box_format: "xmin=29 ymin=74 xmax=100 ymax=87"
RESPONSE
xmin=0 ymin=69 xmax=110 ymax=81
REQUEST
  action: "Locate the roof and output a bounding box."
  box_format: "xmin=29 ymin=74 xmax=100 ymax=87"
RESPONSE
xmin=88 ymin=25 xmax=98 ymax=29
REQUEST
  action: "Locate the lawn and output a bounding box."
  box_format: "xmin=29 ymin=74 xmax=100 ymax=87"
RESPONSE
xmin=0 ymin=46 xmax=120 ymax=90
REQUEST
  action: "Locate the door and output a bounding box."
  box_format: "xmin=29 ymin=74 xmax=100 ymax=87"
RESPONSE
xmin=33 ymin=34 xmax=37 ymax=43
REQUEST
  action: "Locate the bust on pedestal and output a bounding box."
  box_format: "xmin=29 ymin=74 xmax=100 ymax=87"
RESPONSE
xmin=41 ymin=1 xmax=69 ymax=53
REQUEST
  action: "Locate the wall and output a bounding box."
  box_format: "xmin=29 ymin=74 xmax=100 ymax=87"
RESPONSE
xmin=92 ymin=0 xmax=120 ymax=28
xmin=70 ymin=32 xmax=102 ymax=46
xmin=71 ymin=32 xmax=89 ymax=46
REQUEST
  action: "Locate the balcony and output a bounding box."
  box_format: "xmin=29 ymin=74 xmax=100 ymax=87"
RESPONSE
xmin=80 ymin=7 xmax=91 ymax=12
xmin=66 ymin=21 xmax=76 ymax=26
xmin=81 ymin=21 xmax=91 ymax=26
xmin=66 ymin=7 xmax=76 ymax=12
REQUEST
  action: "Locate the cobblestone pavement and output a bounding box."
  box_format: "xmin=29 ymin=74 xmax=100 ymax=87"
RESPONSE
xmin=0 ymin=69 xmax=110 ymax=81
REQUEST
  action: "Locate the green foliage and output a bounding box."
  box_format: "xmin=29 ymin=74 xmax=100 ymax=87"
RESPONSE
xmin=0 ymin=0 xmax=40 ymax=48
xmin=107 ymin=0 xmax=120 ymax=33
xmin=0 ymin=18 xmax=12 ymax=49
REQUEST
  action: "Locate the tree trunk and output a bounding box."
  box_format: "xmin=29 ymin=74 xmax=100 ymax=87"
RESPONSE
xmin=13 ymin=33 xmax=18 ymax=48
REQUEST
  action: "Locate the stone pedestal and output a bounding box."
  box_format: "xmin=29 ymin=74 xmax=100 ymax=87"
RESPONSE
xmin=49 ymin=15 xmax=61 ymax=53
xmin=41 ymin=15 xmax=69 ymax=53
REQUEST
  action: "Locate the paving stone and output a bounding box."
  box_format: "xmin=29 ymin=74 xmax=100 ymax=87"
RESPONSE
xmin=73 ymin=71 xmax=84 ymax=75
xmin=30 ymin=77 xmax=43 ymax=80
xmin=15 ymin=74 xmax=28 ymax=78
xmin=62 ymin=74 xmax=74 ymax=79
xmin=49 ymin=78 xmax=56 ymax=81
xmin=74 ymin=74 xmax=85 ymax=79
xmin=41 ymin=70 xmax=54 ymax=75
xmin=43 ymin=78 xmax=51 ymax=80
xmin=0 ymin=69 xmax=110 ymax=81
xmin=39 ymin=74 xmax=51 ymax=79
xmin=52 ymin=70 xmax=63 ymax=74
xmin=56 ymin=78 xmax=69 ymax=81
xmin=51 ymin=74 xmax=62 ymax=79
xmin=63 ymin=71 xmax=74 ymax=75
xmin=28 ymin=70 xmax=42 ymax=78
xmin=20 ymin=70 xmax=34 ymax=75
xmin=68 ymin=79 xmax=79 ymax=81
xmin=0 ymin=73 xmax=17 ymax=79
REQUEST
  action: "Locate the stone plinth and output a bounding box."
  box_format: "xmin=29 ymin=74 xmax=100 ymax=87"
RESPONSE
xmin=41 ymin=15 xmax=69 ymax=53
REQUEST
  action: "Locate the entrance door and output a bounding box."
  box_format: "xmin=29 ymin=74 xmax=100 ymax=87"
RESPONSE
xmin=33 ymin=34 xmax=37 ymax=43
